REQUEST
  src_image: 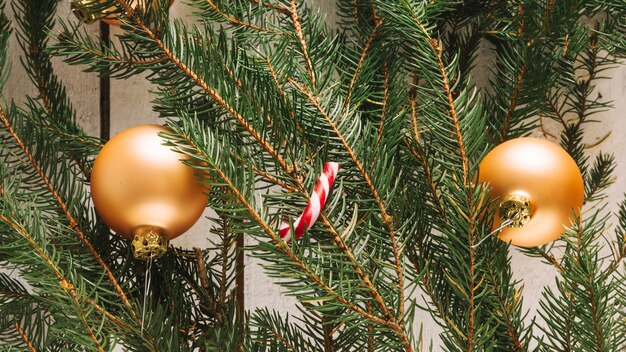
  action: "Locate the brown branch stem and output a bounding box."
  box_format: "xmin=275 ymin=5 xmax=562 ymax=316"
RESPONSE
xmin=1 ymin=215 xmax=104 ymax=352
xmin=0 ymin=105 xmax=134 ymax=315
xmin=289 ymin=0 xmax=316 ymax=88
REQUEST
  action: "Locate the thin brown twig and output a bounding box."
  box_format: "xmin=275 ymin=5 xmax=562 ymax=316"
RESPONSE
xmin=88 ymin=299 xmax=130 ymax=331
xmin=322 ymin=313 xmax=334 ymax=352
xmin=546 ymin=93 xmax=569 ymax=128
xmin=516 ymin=3 xmax=526 ymax=37
xmin=370 ymin=0 xmax=379 ymax=23
xmin=572 ymin=220 xmax=608 ymax=352
xmin=220 ymin=216 xmax=233 ymax=307
xmin=195 ymin=247 xmax=210 ymax=290
xmin=249 ymin=0 xmax=291 ymax=15
xmin=319 ymin=212 xmax=391 ymax=316
xmin=370 ymin=64 xmax=389 ymax=167
xmin=608 ymin=237 xmax=626 ymax=275
xmin=28 ymin=121 xmax=99 ymax=179
xmin=407 ymin=255 xmax=451 ymax=329
xmin=432 ymin=39 xmax=469 ymax=183
xmin=289 ymin=0 xmax=316 ymax=88
xmin=30 ymin=120 xmax=103 ymax=149
xmin=405 ymin=95 xmax=448 ymax=222
xmin=15 ymin=323 xmax=37 ymax=352
xmin=0 ymin=289 xmax=31 ymax=298
xmin=534 ymin=247 xmax=565 ymax=273
xmin=72 ymin=39 xmax=166 ymax=66
xmin=539 ymin=117 xmax=557 ymax=139
xmin=409 ymin=11 xmax=470 ymax=184
xmin=265 ymin=55 xmax=312 ymax=175
xmin=585 ymin=132 xmax=611 ymax=149
xmin=343 ymin=20 xmax=383 ymax=112
xmin=267 ymin=323 xmax=301 ymax=352
xmin=403 ymin=139 xmax=446 ymax=221
xmin=485 ymin=258 xmax=524 ymax=352
xmin=231 ymin=151 xmax=296 ymax=191
xmin=542 ymin=0 xmax=556 ymax=34
xmin=499 ymin=65 xmax=527 ymax=143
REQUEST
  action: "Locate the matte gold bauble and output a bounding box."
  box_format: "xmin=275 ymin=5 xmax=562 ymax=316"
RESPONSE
xmin=71 ymin=0 xmax=174 ymax=26
xmin=478 ymin=137 xmax=584 ymax=247
xmin=90 ymin=124 xmax=208 ymax=259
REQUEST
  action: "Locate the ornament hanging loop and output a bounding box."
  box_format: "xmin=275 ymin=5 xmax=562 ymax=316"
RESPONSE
xmin=132 ymin=226 xmax=168 ymax=260
xmin=499 ymin=193 xmax=533 ymax=228
xmin=472 ymin=218 xmax=514 ymax=249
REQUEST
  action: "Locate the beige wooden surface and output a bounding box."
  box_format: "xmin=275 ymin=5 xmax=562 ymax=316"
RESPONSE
xmin=3 ymin=1 xmax=626 ymax=347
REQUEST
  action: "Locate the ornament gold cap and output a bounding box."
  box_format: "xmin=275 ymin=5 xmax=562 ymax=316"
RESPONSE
xmin=71 ymin=0 xmax=99 ymax=24
xmin=499 ymin=193 xmax=533 ymax=228
xmin=131 ymin=226 xmax=168 ymax=260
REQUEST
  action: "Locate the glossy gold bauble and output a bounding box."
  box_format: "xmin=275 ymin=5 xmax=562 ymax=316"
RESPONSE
xmin=71 ymin=0 xmax=174 ymax=26
xmin=90 ymin=124 xmax=208 ymax=259
xmin=478 ymin=137 xmax=584 ymax=247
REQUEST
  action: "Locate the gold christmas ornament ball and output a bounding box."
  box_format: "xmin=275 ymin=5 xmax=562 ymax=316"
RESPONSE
xmin=478 ymin=137 xmax=584 ymax=247
xmin=90 ymin=124 xmax=208 ymax=259
xmin=71 ymin=0 xmax=174 ymax=26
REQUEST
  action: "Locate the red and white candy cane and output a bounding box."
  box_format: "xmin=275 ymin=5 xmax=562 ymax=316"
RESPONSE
xmin=279 ymin=162 xmax=340 ymax=241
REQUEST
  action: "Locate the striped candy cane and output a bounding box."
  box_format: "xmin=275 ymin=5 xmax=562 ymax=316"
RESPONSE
xmin=279 ymin=162 xmax=340 ymax=241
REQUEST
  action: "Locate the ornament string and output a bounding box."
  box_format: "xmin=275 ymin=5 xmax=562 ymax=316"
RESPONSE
xmin=141 ymin=257 xmax=153 ymax=334
xmin=471 ymin=218 xmax=514 ymax=249
xmin=279 ymin=162 xmax=339 ymax=241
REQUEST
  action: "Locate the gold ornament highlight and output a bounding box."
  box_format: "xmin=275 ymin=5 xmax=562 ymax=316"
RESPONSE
xmin=478 ymin=137 xmax=584 ymax=247
xmin=90 ymin=124 xmax=208 ymax=259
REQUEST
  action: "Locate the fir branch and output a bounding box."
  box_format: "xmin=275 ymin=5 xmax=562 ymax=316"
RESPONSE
xmin=165 ymin=122 xmax=406 ymax=334
xmin=538 ymin=213 xmax=626 ymax=351
xmin=484 ymin=256 xmax=526 ymax=352
xmin=12 ymin=0 xmax=100 ymax=178
xmin=0 ymin=105 xmax=134 ymax=315
xmin=263 ymin=54 xmax=314 ymax=176
xmin=201 ymin=0 xmax=286 ymax=35
xmin=62 ymin=4 xmax=400 ymax=336
xmin=87 ymin=299 xmax=130 ymax=332
xmin=248 ymin=308 xmax=318 ymax=351
xmin=405 ymin=12 xmax=470 ymax=185
xmin=289 ymin=0 xmax=317 ymax=89
xmin=342 ymin=20 xmax=382 ymax=112
xmin=372 ymin=64 xmax=389 ymax=161
xmin=0 ymin=215 xmax=105 ymax=351
xmin=498 ymin=64 xmax=527 ymax=143
xmin=289 ymin=78 xmax=406 ymax=319
xmin=99 ymin=0 xmax=293 ymax=175
xmin=403 ymin=138 xmax=446 ymax=221
xmin=265 ymin=32 xmax=407 ymax=328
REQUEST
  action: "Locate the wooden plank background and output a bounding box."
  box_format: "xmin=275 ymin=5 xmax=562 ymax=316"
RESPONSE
xmin=3 ymin=0 xmax=626 ymax=346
